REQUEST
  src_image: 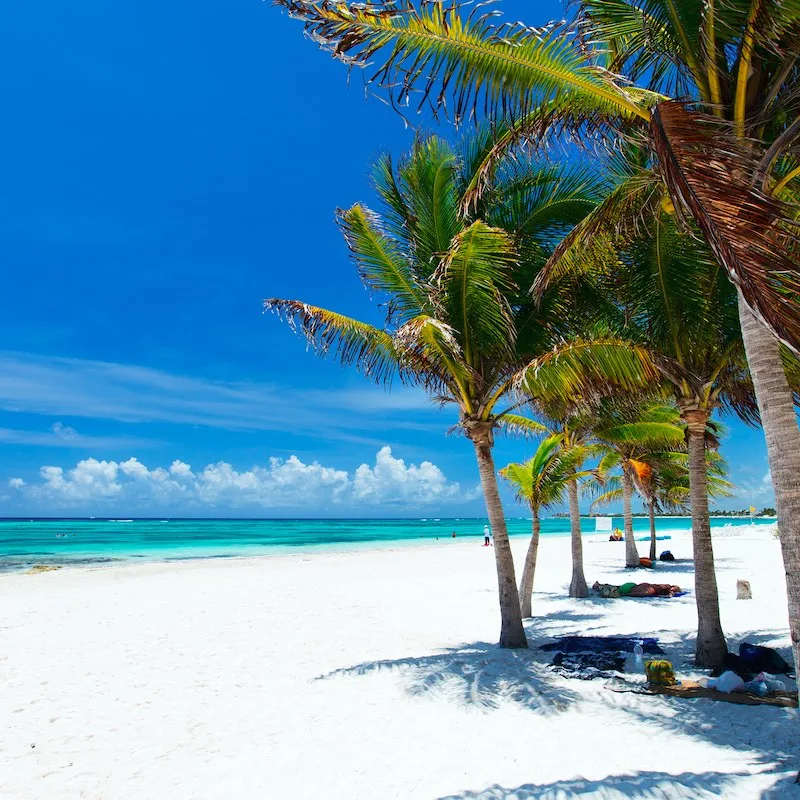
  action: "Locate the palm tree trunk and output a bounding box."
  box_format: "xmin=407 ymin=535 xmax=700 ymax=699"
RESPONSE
xmin=471 ymin=432 xmax=528 ymax=648
xmin=568 ymin=480 xmax=588 ymax=597
xmin=648 ymin=499 xmax=658 ymax=562
xmin=684 ymin=408 xmax=728 ymax=667
xmin=622 ymin=466 xmax=640 ymax=568
xmin=737 ymin=292 xmax=800 ymax=677
xmin=519 ymin=509 xmax=540 ymax=618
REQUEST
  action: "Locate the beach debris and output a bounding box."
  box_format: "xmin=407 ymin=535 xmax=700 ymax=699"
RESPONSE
xmin=736 ymin=579 xmax=752 ymax=599
xmin=26 ymin=565 xmax=62 ymax=575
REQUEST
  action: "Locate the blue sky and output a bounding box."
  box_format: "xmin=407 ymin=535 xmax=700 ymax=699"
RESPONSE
xmin=0 ymin=0 xmax=774 ymax=516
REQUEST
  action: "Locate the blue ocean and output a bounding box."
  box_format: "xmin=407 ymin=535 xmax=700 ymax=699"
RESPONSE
xmin=0 ymin=516 xmax=775 ymax=572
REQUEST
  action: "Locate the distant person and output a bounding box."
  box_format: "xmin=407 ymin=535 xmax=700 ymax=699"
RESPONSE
xmin=483 ymin=525 xmax=492 ymax=547
xmin=452 ymin=531 xmax=456 ymax=538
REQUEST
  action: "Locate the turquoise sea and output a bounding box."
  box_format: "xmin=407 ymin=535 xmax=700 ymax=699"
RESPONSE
xmin=0 ymin=516 xmax=776 ymax=572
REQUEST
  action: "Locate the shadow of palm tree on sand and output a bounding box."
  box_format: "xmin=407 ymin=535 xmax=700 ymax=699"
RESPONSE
xmin=316 ymin=641 xmax=580 ymax=714
xmin=435 ymin=769 xmax=755 ymax=799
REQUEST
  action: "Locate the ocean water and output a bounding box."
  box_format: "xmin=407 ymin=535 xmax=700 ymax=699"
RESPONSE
xmin=0 ymin=516 xmax=776 ymax=572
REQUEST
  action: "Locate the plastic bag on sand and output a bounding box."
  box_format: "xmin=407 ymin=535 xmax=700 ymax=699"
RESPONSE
xmin=716 ymin=670 xmax=745 ymax=693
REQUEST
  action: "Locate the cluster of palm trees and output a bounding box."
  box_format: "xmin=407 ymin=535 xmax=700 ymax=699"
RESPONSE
xmin=270 ymin=0 xmax=800 ymax=673
xmin=500 ymin=399 xmax=733 ymax=638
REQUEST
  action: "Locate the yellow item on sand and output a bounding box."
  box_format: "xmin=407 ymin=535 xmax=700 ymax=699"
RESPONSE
xmin=645 ymin=660 xmax=677 ymax=687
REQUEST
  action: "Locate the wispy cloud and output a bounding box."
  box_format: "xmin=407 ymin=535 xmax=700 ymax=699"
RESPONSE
xmin=0 ymin=351 xmax=444 ymax=445
xmin=734 ymin=469 xmax=775 ymax=505
xmin=0 ymin=422 xmax=157 ymax=449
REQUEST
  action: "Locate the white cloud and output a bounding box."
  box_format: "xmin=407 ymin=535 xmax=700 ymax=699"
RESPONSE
xmin=352 ymin=446 xmax=464 ymax=504
xmin=8 ymin=447 xmax=475 ymax=512
xmin=51 ymin=422 xmax=79 ymax=440
xmin=734 ymin=468 xmax=775 ymax=506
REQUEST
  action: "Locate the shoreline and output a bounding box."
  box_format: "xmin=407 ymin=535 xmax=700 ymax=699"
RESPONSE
xmin=2 ymin=519 xmax=778 ymax=576
xmin=6 ymin=521 xmax=778 ymax=578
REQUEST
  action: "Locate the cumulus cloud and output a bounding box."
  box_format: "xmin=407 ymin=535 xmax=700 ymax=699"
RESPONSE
xmin=352 ymin=446 xmax=464 ymax=503
xmin=8 ymin=447 xmax=475 ymax=511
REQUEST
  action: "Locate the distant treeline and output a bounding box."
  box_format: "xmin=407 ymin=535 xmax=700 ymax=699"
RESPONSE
xmin=553 ymin=508 xmax=777 ymax=519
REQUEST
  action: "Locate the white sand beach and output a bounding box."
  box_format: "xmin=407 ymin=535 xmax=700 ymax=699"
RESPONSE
xmin=1 ymin=525 xmax=797 ymax=799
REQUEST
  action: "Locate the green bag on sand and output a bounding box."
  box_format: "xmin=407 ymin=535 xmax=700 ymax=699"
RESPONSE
xmin=645 ymin=660 xmax=677 ymax=686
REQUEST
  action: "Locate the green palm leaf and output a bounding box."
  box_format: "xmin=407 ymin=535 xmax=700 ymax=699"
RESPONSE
xmin=276 ymin=1 xmax=655 ymax=124
xmin=590 ymin=486 xmax=624 ymax=509
xmin=433 ymin=221 xmax=518 ymax=364
xmin=338 ymin=203 xmax=429 ymax=322
xmin=516 ymin=338 xmax=661 ymax=401
xmin=495 ymin=414 xmax=550 ymax=438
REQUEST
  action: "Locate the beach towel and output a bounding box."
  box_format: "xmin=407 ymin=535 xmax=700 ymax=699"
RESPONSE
xmin=540 ymin=636 xmax=664 ymax=655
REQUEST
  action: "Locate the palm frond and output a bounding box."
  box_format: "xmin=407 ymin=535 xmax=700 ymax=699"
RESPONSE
xmin=534 ymin=167 xmax=664 ymax=294
xmin=394 ymin=313 xmax=472 ymax=398
xmin=495 ymin=414 xmax=550 ymax=438
xmin=263 ymin=299 xmax=400 ymax=383
xmin=393 ymin=137 xmax=462 ymax=273
xmin=598 ymin=420 xmax=686 ymax=449
xmin=590 ymin=486 xmax=624 ymax=509
xmin=516 ymin=338 xmax=662 ymax=402
xmin=651 ymin=100 xmax=800 ymax=354
xmin=433 ymin=221 xmax=518 ymax=363
xmin=276 ymin=1 xmax=656 ymax=124
xmin=338 ymin=203 xmax=429 ymax=322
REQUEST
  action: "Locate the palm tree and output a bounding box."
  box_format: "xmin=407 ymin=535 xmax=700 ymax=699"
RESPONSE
xmin=536 ymin=206 xmax=761 ymax=665
xmin=594 ymin=448 xmax=734 ymax=561
xmin=264 ymin=134 xmax=650 ymax=648
xmin=591 ymin=401 xmax=686 ymax=568
xmin=645 ymin=452 xmax=734 ymax=558
xmin=275 ymin=0 xmax=800 ymax=675
xmin=500 ymin=435 xmax=594 ymax=616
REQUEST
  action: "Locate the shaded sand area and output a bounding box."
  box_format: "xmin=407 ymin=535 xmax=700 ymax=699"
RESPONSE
xmin=1 ymin=525 xmax=797 ymax=798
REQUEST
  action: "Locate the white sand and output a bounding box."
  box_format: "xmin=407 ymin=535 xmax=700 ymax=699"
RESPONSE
xmin=1 ymin=525 xmax=797 ymax=799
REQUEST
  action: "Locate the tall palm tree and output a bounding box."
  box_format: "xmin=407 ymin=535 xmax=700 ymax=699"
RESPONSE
xmin=591 ymin=401 xmax=686 ymax=568
xmin=500 ymin=435 xmax=594 ymax=617
xmin=515 ymin=403 xmax=600 ymax=598
xmin=265 ymin=134 xmax=652 ymax=648
xmin=276 ymin=0 xmax=800 ymax=675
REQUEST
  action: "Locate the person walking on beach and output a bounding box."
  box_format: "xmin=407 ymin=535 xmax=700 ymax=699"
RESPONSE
xmin=483 ymin=525 xmax=492 ymax=547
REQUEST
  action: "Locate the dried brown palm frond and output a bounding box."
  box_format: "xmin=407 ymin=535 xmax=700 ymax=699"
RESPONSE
xmin=651 ymin=100 xmax=800 ymax=353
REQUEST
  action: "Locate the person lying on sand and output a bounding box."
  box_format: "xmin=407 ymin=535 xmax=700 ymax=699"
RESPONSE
xmin=592 ymin=581 xmax=682 ymax=598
